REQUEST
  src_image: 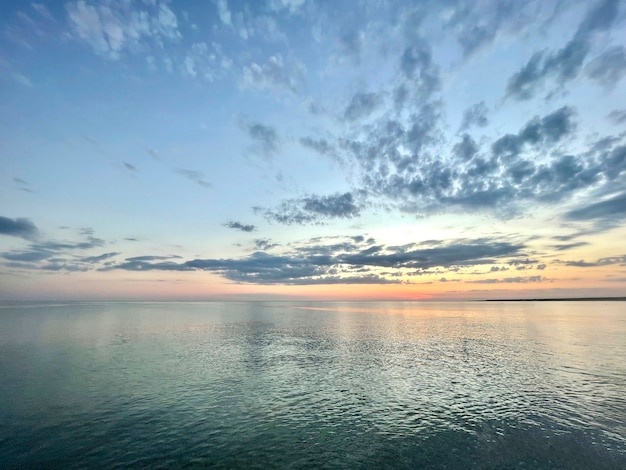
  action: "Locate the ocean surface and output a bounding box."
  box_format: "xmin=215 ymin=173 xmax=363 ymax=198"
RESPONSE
xmin=0 ymin=300 xmax=625 ymax=469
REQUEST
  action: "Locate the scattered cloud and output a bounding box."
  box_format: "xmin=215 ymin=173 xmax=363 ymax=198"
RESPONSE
xmin=260 ymin=192 xmax=361 ymax=224
xmin=104 ymin=235 xmax=530 ymax=285
xmin=215 ymin=0 xmax=232 ymax=26
xmin=0 ymin=216 xmax=39 ymax=240
xmin=241 ymin=54 xmax=306 ymax=94
xmin=225 ymin=221 xmax=256 ymax=232
xmin=343 ymin=92 xmax=383 ymax=121
xmin=238 ymin=118 xmax=279 ymax=157
xmin=608 ymin=109 xmax=626 ymax=124
xmin=65 ymin=0 xmax=181 ymax=60
xmin=460 ymin=101 xmax=489 ymax=130
xmin=586 ymin=46 xmax=626 ymax=89
xmin=467 ymin=276 xmax=544 ymax=284
xmin=560 ymin=255 xmax=626 ymax=267
xmin=505 ymin=0 xmax=621 ymax=100
xmin=175 ymin=169 xmax=211 ymax=189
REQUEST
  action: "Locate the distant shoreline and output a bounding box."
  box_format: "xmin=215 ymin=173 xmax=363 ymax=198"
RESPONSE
xmin=485 ymin=297 xmax=626 ymax=302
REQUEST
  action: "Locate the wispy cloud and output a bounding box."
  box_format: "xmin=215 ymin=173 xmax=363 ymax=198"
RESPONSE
xmin=175 ymin=169 xmax=211 ymax=189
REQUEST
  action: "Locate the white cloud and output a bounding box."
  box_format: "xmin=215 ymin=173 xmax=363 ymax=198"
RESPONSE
xmin=65 ymin=0 xmax=181 ymax=60
xmin=269 ymin=0 xmax=306 ymax=14
xmin=241 ymin=54 xmax=306 ymax=94
xmin=216 ymin=0 xmax=232 ymax=26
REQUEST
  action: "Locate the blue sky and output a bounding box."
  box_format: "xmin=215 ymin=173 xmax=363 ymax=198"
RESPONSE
xmin=1 ymin=0 xmax=625 ymax=300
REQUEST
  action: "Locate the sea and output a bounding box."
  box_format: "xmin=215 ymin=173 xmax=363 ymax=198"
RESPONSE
xmin=0 ymin=300 xmax=624 ymax=469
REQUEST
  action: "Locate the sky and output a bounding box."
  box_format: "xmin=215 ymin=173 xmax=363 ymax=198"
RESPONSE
xmin=1 ymin=0 xmax=625 ymax=301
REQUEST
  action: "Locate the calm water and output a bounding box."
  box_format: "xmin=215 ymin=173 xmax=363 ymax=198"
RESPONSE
xmin=0 ymin=301 xmax=625 ymax=469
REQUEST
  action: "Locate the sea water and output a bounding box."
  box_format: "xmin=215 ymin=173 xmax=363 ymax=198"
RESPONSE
xmin=1 ymin=300 xmax=624 ymax=469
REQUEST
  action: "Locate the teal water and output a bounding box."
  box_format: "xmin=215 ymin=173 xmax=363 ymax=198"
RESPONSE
xmin=0 ymin=301 xmax=625 ymax=469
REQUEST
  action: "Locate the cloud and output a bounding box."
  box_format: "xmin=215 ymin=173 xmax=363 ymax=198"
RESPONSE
xmin=299 ymin=136 xmax=339 ymax=161
xmin=341 ymin=101 xmax=585 ymax=215
xmin=260 ymin=192 xmax=361 ymax=224
xmin=396 ymin=40 xmax=440 ymax=106
xmin=338 ymin=29 xmax=365 ymax=63
xmin=343 ymin=92 xmax=383 ymax=121
xmin=560 ymin=255 xmax=626 ymax=267
xmin=268 ymin=0 xmax=306 ymax=14
xmin=180 ymin=42 xmax=229 ymax=81
xmin=65 ymin=0 xmax=181 ymax=60
xmin=491 ymin=106 xmax=576 ymax=159
xmin=0 ymin=216 xmax=39 ymax=240
xmin=564 ymin=192 xmax=626 ymax=221
xmin=586 ymin=46 xmax=626 ymax=89
xmin=553 ymin=241 xmax=589 ymax=251
xmin=105 ymin=235 xmax=529 ymax=285
xmin=224 ymin=221 xmax=256 ymax=232
xmin=215 ymin=0 xmax=231 ymax=26
xmin=124 ymin=162 xmax=137 ymax=172
xmin=175 ymin=169 xmax=211 ymax=188
xmin=82 ymin=252 xmax=120 ymax=263
xmin=505 ymin=0 xmax=621 ymax=100
xmin=608 ymin=109 xmax=626 ymax=124
xmin=1 ymin=225 xmax=116 ymax=273
xmin=467 ymin=276 xmax=544 ymax=284
xmin=239 ymin=118 xmax=279 ymax=157
xmin=241 ymin=54 xmax=306 ymax=94
xmin=254 ymin=239 xmax=279 ymax=251
xmin=460 ymin=102 xmax=489 ymax=130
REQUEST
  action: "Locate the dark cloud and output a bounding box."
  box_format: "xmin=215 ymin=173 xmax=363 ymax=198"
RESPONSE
xmin=175 ymin=169 xmax=211 ymax=188
xmin=239 ymin=118 xmax=279 ymax=157
xmin=337 ymin=101 xmax=592 ymax=216
xmin=299 ymin=136 xmax=340 ymax=162
xmin=2 ymin=249 xmax=53 ymax=262
xmin=343 ymin=92 xmax=383 ymax=121
xmin=397 ymin=40 xmax=440 ymax=105
xmin=125 ymin=255 xmax=182 ymax=262
xmin=561 ymin=255 xmax=626 ymax=267
xmin=453 ymin=134 xmax=479 ymax=161
xmin=491 ymin=106 xmax=576 ymax=160
xmin=442 ymin=1 xmax=548 ymax=58
xmin=505 ymin=0 xmax=621 ymax=100
xmin=254 ymin=239 xmax=279 ymax=251
xmin=82 ymin=252 xmax=120 ymax=263
xmin=586 ymin=46 xmax=626 ymax=89
xmin=261 ymin=192 xmax=361 ymax=224
xmin=1 ymin=224 xmax=117 ymax=272
xmin=460 ymin=102 xmax=489 ymax=130
xmin=105 ymin=235 xmax=529 ymax=285
xmin=553 ymin=241 xmax=589 ymax=251
xmin=564 ymin=192 xmax=626 ymax=221
xmin=0 ymin=216 xmax=39 ymax=240
xmin=225 ymin=221 xmax=256 ymax=232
